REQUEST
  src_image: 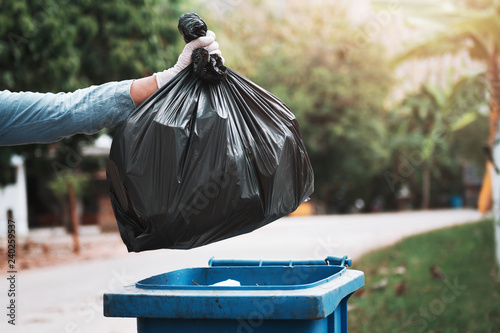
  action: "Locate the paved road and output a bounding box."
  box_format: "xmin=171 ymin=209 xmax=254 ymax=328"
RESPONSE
xmin=1 ymin=209 xmax=482 ymax=333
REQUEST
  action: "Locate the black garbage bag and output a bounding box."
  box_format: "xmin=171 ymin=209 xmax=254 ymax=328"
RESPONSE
xmin=106 ymin=13 xmax=314 ymax=252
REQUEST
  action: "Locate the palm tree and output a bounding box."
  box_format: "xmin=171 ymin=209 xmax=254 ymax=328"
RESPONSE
xmin=374 ymin=0 xmax=500 ymax=272
xmin=395 ymin=76 xmax=486 ymax=209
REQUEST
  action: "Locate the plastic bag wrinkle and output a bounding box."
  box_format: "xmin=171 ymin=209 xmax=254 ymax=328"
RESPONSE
xmin=107 ymin=62 xmax=313 ymax=251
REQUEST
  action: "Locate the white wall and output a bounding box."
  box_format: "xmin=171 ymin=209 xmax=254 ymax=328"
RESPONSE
xmin=0 ymin=155 xmax=29 ymax=237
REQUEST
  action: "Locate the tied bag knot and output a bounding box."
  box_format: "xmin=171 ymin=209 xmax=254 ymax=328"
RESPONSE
xmin=192 ymin=48 xmax=227 ymax=83
xmin=178 ymin=12 xmax=227 ymax=83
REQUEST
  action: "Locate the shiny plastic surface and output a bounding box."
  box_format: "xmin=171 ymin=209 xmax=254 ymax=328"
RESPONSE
xmin=106 ymin=14 xmax=313 ymax=252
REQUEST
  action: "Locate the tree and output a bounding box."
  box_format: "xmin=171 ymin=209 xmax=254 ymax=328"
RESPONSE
xmin=378 ymin=0 xmax=500 ymax=147
xmin=205 ymin=0 xmax=393 ymax=211
xmin=386 ymin=75 xmax=489 ymax=209
xmin=374 ymin=0 xmax=500 ymax=272
xmin=0 ymin=0 xmax=182 ymax=92
xmin=0 ymin=0 xmax=183 ymax=226
xmin=48 ymin=172 xmax=89 ymax=252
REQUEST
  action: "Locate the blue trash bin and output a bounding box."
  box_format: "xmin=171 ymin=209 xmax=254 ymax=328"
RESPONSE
xmin=450 ymin=195 xmax=463 ymax=208
xmin=104 ymin=256 xmax=364 ymax=332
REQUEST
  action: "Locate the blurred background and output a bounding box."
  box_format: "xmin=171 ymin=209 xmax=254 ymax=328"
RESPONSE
xmin=0 ymin=0 xmax=493 ymax=235
xmin=1 ymin=0 xmax=499 ymax=332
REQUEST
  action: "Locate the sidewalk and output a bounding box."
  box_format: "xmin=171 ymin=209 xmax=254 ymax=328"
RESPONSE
xmin=0 ymin=226 xmax=127 ymax=271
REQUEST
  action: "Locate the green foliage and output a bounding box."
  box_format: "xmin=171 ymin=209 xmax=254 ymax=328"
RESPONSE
xmin=376 ymin=0 xmax=500 ymax=115
xmin=349 ymin=219 xmax=500 ymax=332
xmin=0 ymin=0 xmax=182 ymax=92
xmin=0 ymin=0 xmax=183 ymax=210
xmin=384 ymin=75 xmax=489 ymax=207
xmin=48 ymin=172 xmax=89 ymax=198
xmin=206 ymin=1 xmax=393 ymax=211
xmin=193 ymin=0 xmax=492 ymax=211
xmin=0 ymin=0 xmax=183 ymax=169
xmin=375 ymin=0 xmax=499 ymax=208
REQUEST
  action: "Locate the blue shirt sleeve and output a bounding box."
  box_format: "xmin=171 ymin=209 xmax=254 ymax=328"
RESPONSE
xmin=0 ymin=80 xmax=135 ymax=146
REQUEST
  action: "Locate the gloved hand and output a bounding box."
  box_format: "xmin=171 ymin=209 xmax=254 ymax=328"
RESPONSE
xmin=154 ymin=30 xmax=223 ymax=88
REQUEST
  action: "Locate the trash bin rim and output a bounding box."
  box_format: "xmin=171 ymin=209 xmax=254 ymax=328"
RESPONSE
xmin=135 ymin=265 xmax=347 ymax=291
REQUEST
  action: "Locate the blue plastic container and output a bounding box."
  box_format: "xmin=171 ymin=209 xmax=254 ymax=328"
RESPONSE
xmin=104 ymin=256 xmax=364 ymax=332
xmin=450 ymin=195 xmax=464 ymax=208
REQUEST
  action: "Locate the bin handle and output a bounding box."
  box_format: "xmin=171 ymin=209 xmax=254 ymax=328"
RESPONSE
xmin=208 ymin=255 xmax=352 ymax=267
xmin=326 ymin=255 xmax=352 ymax=267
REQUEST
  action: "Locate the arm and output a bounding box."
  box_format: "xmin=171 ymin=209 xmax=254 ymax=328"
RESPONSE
xmin=0 ymin=80 xmax=135 ymax=146
xmin=130 ymin=76 xmax=159 ymax=107
xmin=0 ymin=32 xmax=220 ymax=146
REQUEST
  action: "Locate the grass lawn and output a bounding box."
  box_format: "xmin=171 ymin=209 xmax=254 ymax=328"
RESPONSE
xmin=348 ymin=219 xmax=500 ymax=333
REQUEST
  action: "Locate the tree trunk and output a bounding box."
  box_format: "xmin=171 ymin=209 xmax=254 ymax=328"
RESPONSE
xmin=421 ymin=163 xmax=431 ymax=209
xmin=60 ymin=198 xmax=71 ymax=232
xmin=487 ymin=47 xmax=500 ymax=277
xmin=488 ymin=48 xmax=500 ymax=147
xmin=68 ymin=182 xmax=80 ymax=254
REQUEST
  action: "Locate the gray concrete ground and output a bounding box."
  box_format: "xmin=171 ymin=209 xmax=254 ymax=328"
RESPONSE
xmin=1 ymin=209 xmax=482 ymax=333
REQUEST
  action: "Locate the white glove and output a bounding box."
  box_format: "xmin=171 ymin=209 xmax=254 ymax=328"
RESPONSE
xmin=154 ymin=30 xmax=223 ymax=88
